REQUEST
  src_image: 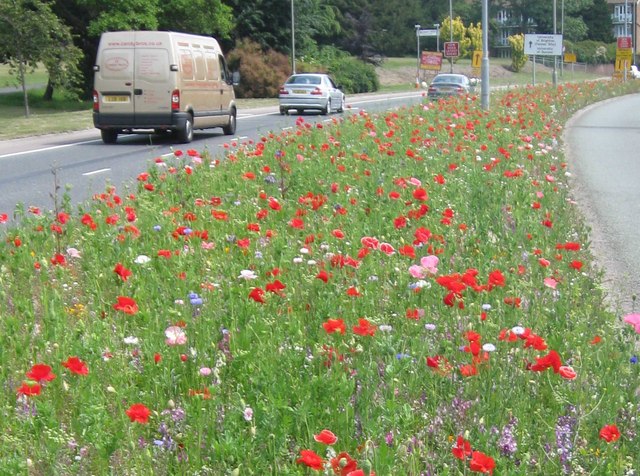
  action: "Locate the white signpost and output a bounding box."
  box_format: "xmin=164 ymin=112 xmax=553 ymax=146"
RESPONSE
xmin=524 ymin=34 xmax=563 ymax=85
xmin=524 ymin=34 xmax=563 ymax=56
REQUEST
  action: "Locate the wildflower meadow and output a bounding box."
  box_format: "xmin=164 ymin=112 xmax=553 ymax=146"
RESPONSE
xmin=2 ymin=80 xmax=640 ymax=475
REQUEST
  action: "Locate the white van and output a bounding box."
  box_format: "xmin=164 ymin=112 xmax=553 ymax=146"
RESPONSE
xmin=93 ymin=31 xmax=238 ymax=144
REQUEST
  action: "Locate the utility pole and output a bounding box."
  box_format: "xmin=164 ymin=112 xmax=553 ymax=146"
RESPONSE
xmin=449 ymin=0 xmax=454 ymax=72
xmin=291 ymin=0 xmax=296 ymax=74
xmin=552 ymin=0 xmax=557 ymax=86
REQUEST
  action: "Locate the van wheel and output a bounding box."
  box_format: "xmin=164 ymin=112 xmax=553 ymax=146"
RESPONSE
xmin=223 ymin=108 xmax=237 ymax=135
xmin=101 ymin=129 xmax=118 ymax=144
xmin=177 ymin=115 xmax=193 ymax=143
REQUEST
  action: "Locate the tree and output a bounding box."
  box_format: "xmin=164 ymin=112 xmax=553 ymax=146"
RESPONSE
xmin=0 ymin=0 xmax=82 ymax=116
xmin=581 ymin=0 xmax=613 ymax=43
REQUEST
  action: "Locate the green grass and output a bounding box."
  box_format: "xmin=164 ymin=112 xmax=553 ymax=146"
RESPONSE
xmin=1 ymin=79 xmax=640 ymax=474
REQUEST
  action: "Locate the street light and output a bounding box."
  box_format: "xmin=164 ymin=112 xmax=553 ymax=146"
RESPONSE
xmin=552 ymin=0 xmax=557 ymax=86
xmin=415 ymin=24 xmax=421 ymax=85
xmin=435 ymin=23 xmax=440 ymax=52
xmin=481 ymin=0 xmax=490 ymax=110
xmin=291 ymin=0 xmax=296 ymax=74
xmin=449 ymin=0 xmax=454 ymax=72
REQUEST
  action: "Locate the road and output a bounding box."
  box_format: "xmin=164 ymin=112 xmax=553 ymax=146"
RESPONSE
xmin=565 ymin=94 xmax=640 ymax=313
xmin=0 ymin=92 xmax=423 ymax=218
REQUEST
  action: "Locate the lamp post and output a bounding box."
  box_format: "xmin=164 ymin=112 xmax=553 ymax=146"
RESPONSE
xmin=435 ymin=23 xmax=440 ymax=52
xmin=481 ymin=0 xmax=490 ymax=110
xmin=449 ymin=0 xmax=454 ymax=72
xmin=552 ymin=0 xmax=558 ymax=86
xmin=291 ymin=0 xmax=296 ymax=74
xmin=415 ymin=24 xmax=421 ymax=85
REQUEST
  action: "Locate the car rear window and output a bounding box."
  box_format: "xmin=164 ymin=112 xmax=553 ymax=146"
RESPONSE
xmin=288 ymin=75 xmax=321 ymax=85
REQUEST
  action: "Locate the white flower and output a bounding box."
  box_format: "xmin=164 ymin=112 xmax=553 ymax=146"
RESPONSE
xmin=123 ymin=336 xmax=139 ymax=345
xmin=293 ymin=257 xmax=303 ymax=264
xmin=378 ymin=325 xmax=393 ymax=332
xmin=66 ymin=248 xmax=82 ymax=259
xmin=238 ymin=269 xmax=258 ymax=280
xmin=134 ymin=255 xmax=151 ymax=264
xmin=512 ymin=326 xmax=526 ymax=335
xmin=482 ymin=343 xmax=496 ymax=352
xmin=165 ymin=326 xmax=187 ymax=346
xmin=199 ymin=367 xmax=212 ymax=376
xmin=482 ymin=303 xmax=492 ymax=311
xmin=243 ymin=407 xmax=254 ymax=421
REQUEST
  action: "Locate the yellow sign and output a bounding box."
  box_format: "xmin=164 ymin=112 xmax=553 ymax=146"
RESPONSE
xmin=563 ymin=53 xmax=576 ymax=63
xmin=615 ymin=58 xmax=631 ymax=72
xmin=472 ymin=50 xmax=482 ymax=68
xmin=617 ymin=48 xmax=633 ymax=61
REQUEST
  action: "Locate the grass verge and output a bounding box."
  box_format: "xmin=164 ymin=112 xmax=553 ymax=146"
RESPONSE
xmin=1 ymin=80 xmax=640 ymax=474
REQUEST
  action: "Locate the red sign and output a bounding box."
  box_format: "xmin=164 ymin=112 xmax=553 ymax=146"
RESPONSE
xmin=618 ymin=36 xmax=632 ymax=49
xmin=420 ymin=51 xmax=443 ymax=71
xmin=444 ymin=41 xmax=460 ymax=58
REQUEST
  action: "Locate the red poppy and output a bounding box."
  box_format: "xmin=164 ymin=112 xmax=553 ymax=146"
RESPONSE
xmin=599 ymin=424 xmax=621 ymax=443
xmin=313 ymin=429 xmax=338 ymax=445
xmin=113 ymin=263 xmax=132 ymax=281
xmin=529 ymin=350 xmax=562 ymax=374
xmin=17 ymin=381 xmax=41 ymax=397
xmin=323 ymin=318 xmax=346 ymax=335
xmin=265 ymin=279 xmax=286 ymax=294
xmin=469 ymin=451 xmax=495 ymax=474
xmin=352 ymin=318 xmax=376 ymax=336
xmin=296 ymin=449 xmax=324 ymax=470
xmin=558 ymin=365 xmax=577 ymax=380
xmin=379 ymin=243 xmax=395 ymax=255
xmin=113 ymin=296 xmax=139 ymax=314
xmin=62 ymin=356 xmax=89 ymax=375
xmin=459 ymin=364 xmax=478 ymax=377
xmin=248 ymin=287 xmax=266 ymax=303
xmin=26 ymin=364 xmax=56 ymax=382
xmin=126 ymin=403 xmax=151 ymax=424
xmin=451 ymin=435 xmax=472 ymax=460
xmin=331 ymin=451 xmax=358 ymax=475
xmin=316 ymin=270 xmax=331 ymax=283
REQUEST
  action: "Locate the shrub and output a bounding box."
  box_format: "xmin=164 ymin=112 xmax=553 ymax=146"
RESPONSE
xmin=227 ymin=39 xmax=290 ymax=98
xmin=565 ymin=40 xmax=616 ymax=64
xmin=327 ymin=56 xmax=379 ymax=94
xmin=508 ymin=34 xmax=528 ymax=72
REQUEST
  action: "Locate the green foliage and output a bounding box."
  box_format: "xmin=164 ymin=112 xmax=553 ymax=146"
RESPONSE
xmin=157 ymin=0 xmax=235 ymax=38
xmin=508 ymin=34 xmax=528 ymax=72
xmin=0 ymin=0 xmax=83 ymax=114
xmin=328 ymin=56 xmax=379 ymax=94
xmin=566 ymin=40 xmax=616 ymax=65
xmin=226 ymin=39 xmax=290 ymax=98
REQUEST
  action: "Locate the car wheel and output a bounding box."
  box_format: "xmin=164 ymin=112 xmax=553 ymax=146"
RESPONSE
xmin=337 ymin=95 xmax=344 ymax=113
xmin=322 ymin=99 xmax=331 ymax=115
xmin=101 ymin=129 xmax=118 ymax=144
xmin=223 ymin=108 xmax=237 ymax=135
xmin=279 ymin=107 xmax=288 ymax=115
xmin=177 ymin=114 xmax=193 ymax=143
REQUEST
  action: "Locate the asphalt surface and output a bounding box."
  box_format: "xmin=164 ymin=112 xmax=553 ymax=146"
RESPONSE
xmin=565 ymin=94 xmax=640 ymax=314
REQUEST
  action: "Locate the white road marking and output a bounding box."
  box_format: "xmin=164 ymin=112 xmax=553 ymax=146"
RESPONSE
xmin=82 ymin=168 xmax=111 ymax=176
xmin=0 ymin=139 xmax=102 ymax=159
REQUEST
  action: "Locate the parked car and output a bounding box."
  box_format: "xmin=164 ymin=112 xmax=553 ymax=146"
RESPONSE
xmin=278 ymin=73 xmax=345 ymax=115
xmin=427 ymin=73 xmax=476 ymax=99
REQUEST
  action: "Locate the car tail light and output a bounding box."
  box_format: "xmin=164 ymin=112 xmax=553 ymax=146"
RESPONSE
xmin=428 ymin=86 xmax=436 ymax=94
xmin=171 ymin=89 xmax=180 ymax=110
xmin=278 ymin=87 xmax=289 ymax=95
xmin=310 ymin=87 xmax=323 ymax=95
xmin=92 ymin=90 xmax=99 ymax=112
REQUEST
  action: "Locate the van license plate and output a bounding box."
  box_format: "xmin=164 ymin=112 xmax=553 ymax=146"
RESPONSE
xmin=103 ymin=95 xmax=130 ymax=103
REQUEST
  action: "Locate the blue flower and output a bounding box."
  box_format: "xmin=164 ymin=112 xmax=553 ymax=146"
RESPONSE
xmin=631 ymin=355 xmax=638 ymax=364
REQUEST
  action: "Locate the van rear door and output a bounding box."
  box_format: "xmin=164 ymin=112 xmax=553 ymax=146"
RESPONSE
xmin=97 ymin=32 xmax=171 ymax=127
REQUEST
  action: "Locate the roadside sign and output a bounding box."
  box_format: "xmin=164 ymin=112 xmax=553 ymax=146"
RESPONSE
xmin=617 ymin=48 xmax=633 ymax=61
xmin=524 ymin=34 xmax=563 ymax=56
xmin=419 ymin=29 xmax=438 ymax=37
xmin=563 ymin=53 xmax=576 ymax=63
xmin=618 ymin=36 xmax=632 ymax=49
xmin=420 ymin=51 xmax=443 ymax=71
xmin=443 ymin=42 xmax=460 ymax=58
xmin=472 ymin=50 xmax=482 ymax=68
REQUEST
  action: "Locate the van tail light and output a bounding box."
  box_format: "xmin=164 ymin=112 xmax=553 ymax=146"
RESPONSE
xmin=92 ymin=90 xmax=99 ymax=112
xmin=171 ymin=89 xmax=180 ymax=110
xmin=278 ymin=88 xmax=289 ymax=95
xmin=310 ymin=87 xmax=323 ymax=95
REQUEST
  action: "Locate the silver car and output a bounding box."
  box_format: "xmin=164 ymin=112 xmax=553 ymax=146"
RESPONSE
xmin=279 ymin=73 xmax=345 ymax=115
xmin=427 ymin=73 xmax=475 ymax=99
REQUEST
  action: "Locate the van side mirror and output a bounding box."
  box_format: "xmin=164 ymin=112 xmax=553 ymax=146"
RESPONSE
xmin=232 ymin=71 xmax=240 ymax=86
xmin=170 ymin=64 xmax=179 ymax=72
